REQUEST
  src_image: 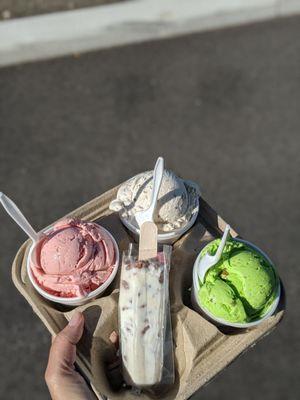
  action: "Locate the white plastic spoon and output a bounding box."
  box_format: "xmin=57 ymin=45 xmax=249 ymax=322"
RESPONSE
xmin=197 ymin=224 xmax=231 ymax=284
xmin=134 ymin=157 xmax=164 ymax=228
xmin=0 ymin=192 xmax=40 ymax=242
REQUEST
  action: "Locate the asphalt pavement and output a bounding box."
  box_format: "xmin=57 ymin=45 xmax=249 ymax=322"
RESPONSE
xmin=0 ymin=15 xmax=299 ymax=400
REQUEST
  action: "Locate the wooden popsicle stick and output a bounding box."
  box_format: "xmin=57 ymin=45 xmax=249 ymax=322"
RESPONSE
xmin=138 ymin=221 xmax=158 ymax=260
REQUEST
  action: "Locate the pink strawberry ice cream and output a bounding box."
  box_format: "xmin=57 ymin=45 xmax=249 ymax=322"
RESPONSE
xmin=30 ymin=219 xmax=117 ymax=298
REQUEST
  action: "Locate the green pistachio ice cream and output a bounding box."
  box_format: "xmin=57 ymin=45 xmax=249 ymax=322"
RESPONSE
xmin=198 ymin=239 xmax=279 ymax=323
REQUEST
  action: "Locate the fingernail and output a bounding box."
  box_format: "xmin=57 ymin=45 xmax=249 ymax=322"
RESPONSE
xmin=69 ymin=311 xmax=82 ymax=327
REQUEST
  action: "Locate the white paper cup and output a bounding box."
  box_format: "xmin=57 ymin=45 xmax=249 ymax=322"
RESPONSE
xmin=192 ymin=238 xmax=281 ymax=328
xmin=120 ymin=196 xmax=199 ymax=245
xmin=27 ymin=224 xmax=120 ymax=307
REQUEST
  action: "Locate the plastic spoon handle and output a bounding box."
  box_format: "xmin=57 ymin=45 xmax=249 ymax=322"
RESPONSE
xmin=0 ymin=192 xmax=39 ymax=242
xmin=215 ymin=225 xmax=231 ymax=260
xmin=148 ymin=157 xmax=164 ymax=217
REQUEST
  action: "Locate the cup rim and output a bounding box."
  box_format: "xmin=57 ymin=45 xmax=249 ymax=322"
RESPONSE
xmin=192 ymin=238 xmax=281 ymax=328
xmin=26 ymin=222 xmax=120 ymax=305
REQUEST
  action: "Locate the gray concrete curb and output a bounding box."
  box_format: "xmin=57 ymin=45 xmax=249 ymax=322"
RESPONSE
xmin=0 ymin=0 xmax=299 ymax=67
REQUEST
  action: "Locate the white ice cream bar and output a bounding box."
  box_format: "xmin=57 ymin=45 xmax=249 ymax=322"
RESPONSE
xmin=119 ymin=254 xmax=167 ymax=387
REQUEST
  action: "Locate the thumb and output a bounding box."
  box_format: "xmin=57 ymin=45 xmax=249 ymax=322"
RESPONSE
xmin=46 ymin=311 xmax=84 ymax=377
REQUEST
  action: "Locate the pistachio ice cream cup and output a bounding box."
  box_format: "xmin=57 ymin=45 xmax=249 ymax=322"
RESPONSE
xmin=192 ymin=238 xmax=281 ymax=328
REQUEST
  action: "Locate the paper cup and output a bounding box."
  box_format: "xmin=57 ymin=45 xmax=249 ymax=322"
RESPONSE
xmin=192 ymin=238 xmax=281 ymax=328
xmin=27 ymin=224 xmax=120 ymax=307
xmin=120 ymin=195 xmax=199 ymax=245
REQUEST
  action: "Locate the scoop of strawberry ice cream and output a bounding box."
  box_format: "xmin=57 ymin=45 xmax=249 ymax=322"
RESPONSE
xmin=30 ymin=219 xmax=116 ymax=298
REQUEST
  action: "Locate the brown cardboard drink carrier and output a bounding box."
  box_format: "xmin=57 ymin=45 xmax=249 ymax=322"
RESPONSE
xmin=11 ymin=185 xmax=284 ymax=400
